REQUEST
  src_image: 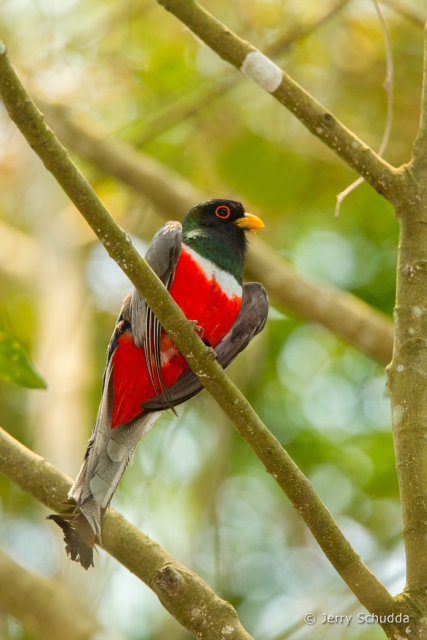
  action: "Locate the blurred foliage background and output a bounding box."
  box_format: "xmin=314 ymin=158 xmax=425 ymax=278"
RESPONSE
xmin=0 ymin=0 xmax=425 ymax=638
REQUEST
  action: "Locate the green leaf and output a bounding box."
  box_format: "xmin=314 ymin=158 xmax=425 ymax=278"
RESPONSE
xmin=0 ymin=332 xmax=47 ymax=389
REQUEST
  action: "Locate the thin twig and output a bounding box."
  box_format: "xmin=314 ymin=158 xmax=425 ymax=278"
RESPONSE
xmin=0 ymin=42 xmax=397 ymax=616
xmin=376 ymin=0 xmax=395 ymax=158
xmin=335 ymin=177 xmax=364 ymax=219
xmin=335 ymin=0 xmax=394 ymax=218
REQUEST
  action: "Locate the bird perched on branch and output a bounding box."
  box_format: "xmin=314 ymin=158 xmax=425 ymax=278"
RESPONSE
xmin=49 ymin=199 xmax=269 ymax=569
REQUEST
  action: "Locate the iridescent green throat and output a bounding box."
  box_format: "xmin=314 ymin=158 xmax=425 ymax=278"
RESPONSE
xmin=182 ymin=226 xmax=245 ymax=285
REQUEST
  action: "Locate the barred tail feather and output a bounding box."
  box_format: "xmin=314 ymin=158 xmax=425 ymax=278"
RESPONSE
xmin=47 ymin=511 xmax=97 ymax=570
xmin=49 ymin=362 xmax=161 ymax=568
xmin=49 ymin=412 xmax=160 ymax=569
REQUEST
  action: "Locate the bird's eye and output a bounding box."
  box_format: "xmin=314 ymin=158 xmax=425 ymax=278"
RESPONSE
xmin=215 ymin=205 xmax=231 ymax=219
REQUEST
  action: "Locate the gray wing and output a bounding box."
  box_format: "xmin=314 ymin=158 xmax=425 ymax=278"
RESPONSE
xmin=104 ymin=221 xmax=182 ymax=410
xmin=106 ymin=221 xmax=182 ymax=356
xmin=141 ymin=282 xmax=269 ymax=412
xmin=133 ymin=221 xmax=182 ymax=413
xmin=127 ymin=221 xmax=182 ymax=349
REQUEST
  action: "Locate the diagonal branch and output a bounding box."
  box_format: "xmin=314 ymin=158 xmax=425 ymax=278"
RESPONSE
xmin=0 ymin=428 xmax=253 ymax=640
xmin=36 ymin=98 xmax=395 ymax=366
xmin=157 ymin=0 xmax=403 ymax=204
xmin=0 ymin=43 xmax=396 ymax=616
xmin=0 ymin=547 xmax=115 ymax=640
xmin=124 ymin=0 xmax=351 ymax=146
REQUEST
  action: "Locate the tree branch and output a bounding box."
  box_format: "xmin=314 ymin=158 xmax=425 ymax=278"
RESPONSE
xmin=0 ymin=43 xmax=396 ymax=616
xmin=157 ymin=0 xmax=403 ymax=204
xmin=0 ymin=428 xmax=253 ymax=640
xmin=386 ymin=18 xmax=427 ymax=602
xmin=0 ymin=547 xmax=115 ymax=640
xmin=36 ymin=98 xmax=394 ymax=366
xmin=124 ymin=0 xmax=350 ymax=147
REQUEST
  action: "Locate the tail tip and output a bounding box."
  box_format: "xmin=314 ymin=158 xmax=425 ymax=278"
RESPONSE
xmin=47 ymin=514 xmax=95 ymax=570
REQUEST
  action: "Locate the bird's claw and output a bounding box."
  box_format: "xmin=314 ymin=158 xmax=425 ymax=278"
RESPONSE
xmin=189 ymin=321 xmax=214 ymax=359
xmin=205 ymin=346 xmax=217 ymax=361
xmin=189 ymin=319 xmax=204 ymax=337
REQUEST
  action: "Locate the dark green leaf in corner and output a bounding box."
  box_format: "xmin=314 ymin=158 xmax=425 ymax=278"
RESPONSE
xmin=0 ymin=332 xmax=47 ymax=389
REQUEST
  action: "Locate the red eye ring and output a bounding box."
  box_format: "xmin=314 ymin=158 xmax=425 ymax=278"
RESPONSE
xmin=215 ymin=205 xmax=231 ymax=219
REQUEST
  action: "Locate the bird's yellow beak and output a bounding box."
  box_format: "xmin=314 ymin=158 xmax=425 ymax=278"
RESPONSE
xmin=233 ymin=212 xmax=265 ymax=231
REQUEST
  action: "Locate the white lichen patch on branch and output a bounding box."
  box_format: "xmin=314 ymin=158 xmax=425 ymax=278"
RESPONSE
xmin=240 ymin=52 xmax=282 ymax=93
xmin=0 ymin=41 xmax=5 ymax=55
xmin=413 ymin=306 xmax=423 ymax=317
xmin=392 ymin=405 xmax=404 ymax=426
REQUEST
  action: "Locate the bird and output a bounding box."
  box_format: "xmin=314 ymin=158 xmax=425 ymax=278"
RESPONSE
xmin=48 ymin=199 xmax=269 ymax=569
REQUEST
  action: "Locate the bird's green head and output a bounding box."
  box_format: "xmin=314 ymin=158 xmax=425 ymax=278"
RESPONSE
xmin=183 ymin=199 xmax=264 ymax=234
xmin=182 ymin=199 xmax=264 ymax=284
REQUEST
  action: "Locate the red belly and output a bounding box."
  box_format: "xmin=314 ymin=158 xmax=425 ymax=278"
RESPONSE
xmin=111 ymin=249 xmax=242 ymax=427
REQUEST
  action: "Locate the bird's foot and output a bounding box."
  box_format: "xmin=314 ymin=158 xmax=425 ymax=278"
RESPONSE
xmin=189 ymin=321 xmax=214 ymax=358
xmin=189 ymin=319 xmax=204 ymax=337
xmin=205 ymin=346 xmax=217 ymax=361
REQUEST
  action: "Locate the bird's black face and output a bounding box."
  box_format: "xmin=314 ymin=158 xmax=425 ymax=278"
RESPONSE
xmin=184 ymin=199 xmax=264 ymax=233
xmin=182 ymin=199 xmax=264 ymax=283
xmin=196 ymin=199 xmax=245 ymax=229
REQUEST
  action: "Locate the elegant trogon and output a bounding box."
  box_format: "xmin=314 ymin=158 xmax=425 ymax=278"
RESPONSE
xmin=49 ymin=199 xmax=269 ymax=568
